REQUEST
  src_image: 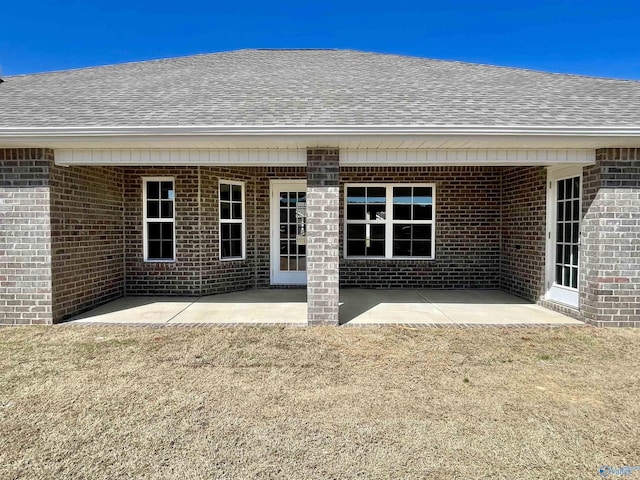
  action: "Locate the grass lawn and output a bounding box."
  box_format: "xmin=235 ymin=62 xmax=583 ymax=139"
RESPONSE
xmin=1 ymin=325 xmax=639 ymax=479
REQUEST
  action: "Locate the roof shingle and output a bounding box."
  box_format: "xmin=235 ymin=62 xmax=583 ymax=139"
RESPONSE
xmin=1 ymin=49 xmax=639 ymax=128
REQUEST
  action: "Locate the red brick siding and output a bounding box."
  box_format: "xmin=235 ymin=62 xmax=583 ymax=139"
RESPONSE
xmin=500 ymin=167 xmax=547 ymax=301
xmin=339 ymin=166 xmax=502 ymax=288
xmin=50 ymin=164 xmax=124 ymax=321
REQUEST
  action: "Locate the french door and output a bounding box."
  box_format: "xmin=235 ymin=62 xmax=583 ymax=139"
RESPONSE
xmin=546 ymin=167 xmax=582 ymax=307
xmin=270 ymin=180 xmax=307 ymax=285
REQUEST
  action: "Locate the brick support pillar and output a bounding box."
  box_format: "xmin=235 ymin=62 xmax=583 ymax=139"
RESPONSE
xmin=581 ymin=148 xmax=640 ymax=327
xmin=306 ymin=149 xmax=340 ymax=326
xmin=0 ymin=149 xmax=54 ymax=324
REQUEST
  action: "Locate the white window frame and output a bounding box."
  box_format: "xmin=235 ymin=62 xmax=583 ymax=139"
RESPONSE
xmin=344 ymin=183 xmax=436 ymax=260
xmin=143 ymin=177 xmax=176 ymax=262
xmin=219 ymin=179 xmax=246 ymax=261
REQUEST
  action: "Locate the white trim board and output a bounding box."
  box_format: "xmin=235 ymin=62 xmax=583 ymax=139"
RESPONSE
xmin=55 ymin=149 xmax=306 ymax=166
xmin=340 ymin=149 xmax=595 ymax=166
xmin=55 ymin=148 xmax=595 ymax=166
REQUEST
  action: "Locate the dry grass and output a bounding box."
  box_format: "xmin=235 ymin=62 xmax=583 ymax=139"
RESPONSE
xmin=1 ymin=325 xmax=639 ymax=479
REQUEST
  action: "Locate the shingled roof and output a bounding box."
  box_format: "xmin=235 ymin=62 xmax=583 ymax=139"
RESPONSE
xmin=1 ymin=49 xmax=640 ymax=128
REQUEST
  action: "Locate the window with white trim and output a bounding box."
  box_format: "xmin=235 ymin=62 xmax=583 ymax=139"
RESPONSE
xmin=219 ymin=180 xmax=245 ymax=260
xmin=345 ymin=184 xmax=435 ymax=259
xmin=143 ymin=178 xmax=175 ymax=261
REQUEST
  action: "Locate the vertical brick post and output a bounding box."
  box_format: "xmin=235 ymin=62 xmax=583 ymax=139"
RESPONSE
xmin=306 ymin=149 xmax=340 ymax=326
xmin=581 ymin=148 xmax=640 ymax=327
xmin=0 ymin=149 xmax=54 ymax=324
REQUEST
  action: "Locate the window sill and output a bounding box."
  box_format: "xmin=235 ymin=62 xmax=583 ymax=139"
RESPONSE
xmin=144 ymin=259 xmax=176 ymax=263
xmin=220 ymin=257 xmax=246 ymax=262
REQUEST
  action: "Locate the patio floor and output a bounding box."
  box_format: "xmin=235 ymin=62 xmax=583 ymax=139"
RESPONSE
xmin=66 ymin=289 xmax=583 ymax=327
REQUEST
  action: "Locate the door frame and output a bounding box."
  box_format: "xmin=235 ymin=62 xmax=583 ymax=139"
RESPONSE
xmin=545 ymin=165 xmax=583 ymax=308
xmin=270 ymin=179 xmax=308 ymax=285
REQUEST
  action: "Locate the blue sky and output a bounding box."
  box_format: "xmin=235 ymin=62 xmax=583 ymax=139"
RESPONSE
xmin=2 ymin=0 xmax=639 ymax=79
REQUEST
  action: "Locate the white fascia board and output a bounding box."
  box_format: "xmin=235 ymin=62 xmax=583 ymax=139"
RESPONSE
xmin=341 ymin=149 xmax=595 ymax=166
xmin=55 ymin=148 xmax=307 ymax=166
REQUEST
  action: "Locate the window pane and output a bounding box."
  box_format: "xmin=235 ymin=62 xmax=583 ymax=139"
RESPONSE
xmin=280 ymin=209 xmax=287 ymax=223
xmin=413 ymin=204 xmax=432 ymax=220
xmin=571 ymin=245 xmax=578 ymax=266
xmin=232 ymin=184 xmax=242 ymax=202
xmin=148 ymin=222 xmax=161 ymax=240
xmin=555 ymin=265 xmax=563 ymax=284
xmin=147 ymin=181 xmax=159 ymax=200
xmin=564 ymin=223 xmax=571 ymax=243
xmin=161 ymin=200 xmax=173 ymax=219
xmin=394 ymin=224 xmax=411 ymax=240
xmin=368 ymin=204 xmax=386 ymax=221
xmin=571 ymin=267 xmax=578 ymax=289
xmin=558 ymin=180 xmax=565 ymax=200
xmin=162 ymin=240 xmax=173 ymax=259
xmin=573 ymin=177 xmax=580 ymax=199
xmin=368 ymin=240 xmax=385 ymax=256
xmin=347 ymin=187 xmax=365 ymax=204
xmin=147 ymin=200 xmax=159 ymax=219
xmin=367 ymin=187 xmax=386 ymax=203
xmin=393 ymin=240 xmax=411 ymax=257
xmin=393 ymin=187 xmax=412 ymax=204
xmin=221 ymin=202 xmax=231 ymax=220
xmin=161 ymin=223 xmax=173 ymax=239
xmin=161 ymin=182 xmax=173 ymax=200
xmin=289 ymin=209 xmax=296 ymax=223
xmin=347 ymin=204 xmax=366 ymax=220
xmin=572 ymin=223 xmax=579 ymax=243
xmin=370 ymin=224 xmax=385 ymax=240
xmin=220 ymin=184 xmax=231 ymax=201
xmin=347 ymin=224 xmax=366 ymax=239
xmin=230 ymin=240 xmax=241 ymax=257
xmin=393 ymin=204 xmax=411 ymax=220
xmin=298 ymin=257 xmax=306 ymax=271
xmin=565 ymin=201 xmax=572 ymax=222
xmin=230 ymin=224 xmax=241 ymax=239
xmin=347 ymin=240 xmax=365 ymax=256
xmin=413 ymin=240 xmax=431 ymax=257
xmin=232 ymin=203 xmax=242 ymax=219
xmin=413 ymin=224 xmax=431 ymax=239
xmin=413 ymin=187 xmax=432 ymax=204
xmin=557 ymin=201 xmax=564 ymax=221
xmin=573 ymin=200 xmax=579 ymax=220
xmin=148 ymin=240 xmax=161 ymax=259
xmin=280 ymin=256 xmax=289 ymax=271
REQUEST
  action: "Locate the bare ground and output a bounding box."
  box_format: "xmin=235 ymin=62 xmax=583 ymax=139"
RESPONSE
xmin=1 ymin=325 xmax=639 ymax=479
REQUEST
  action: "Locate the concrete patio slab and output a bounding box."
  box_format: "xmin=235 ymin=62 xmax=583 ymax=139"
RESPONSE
xmin=66 ymin=288 xmax=583 ymax=327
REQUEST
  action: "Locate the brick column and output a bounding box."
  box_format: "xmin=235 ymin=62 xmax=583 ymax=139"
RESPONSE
xmin=306 ymin=149 xmax=340 ymax=326
xmin=0 ymin=149 xmax=54 ymax=324
xmin=581 ymin=148 xmax=640 ymax=327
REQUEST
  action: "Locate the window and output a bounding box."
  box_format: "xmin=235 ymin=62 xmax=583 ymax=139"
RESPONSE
xmin=219 ymin=181 xmax=245 ymax=260
xmin=143 ymin=178 xmax=175 ymax=261
xmin=345 ymin=184 xmax=435 ymax=259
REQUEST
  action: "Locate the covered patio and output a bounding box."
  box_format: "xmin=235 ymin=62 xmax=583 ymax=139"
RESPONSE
xmin=66 ymin=289 xmax=583 ymax=327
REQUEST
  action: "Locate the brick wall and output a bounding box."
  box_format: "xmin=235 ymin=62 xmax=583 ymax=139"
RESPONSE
xmin=121 ymin=166 xmax=306 ymax=296
xmin=50 ymin=164 xmax=124 ymax=321
xmin=581 ymin=148 xmax=640 ymax=327
xmin=0 ymin=149 xmax=53 ymax=324
xmin=500 ymin=167 xmax=547 ymax=301
xmin=339 ymin=166 xmax=502 ymax=288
